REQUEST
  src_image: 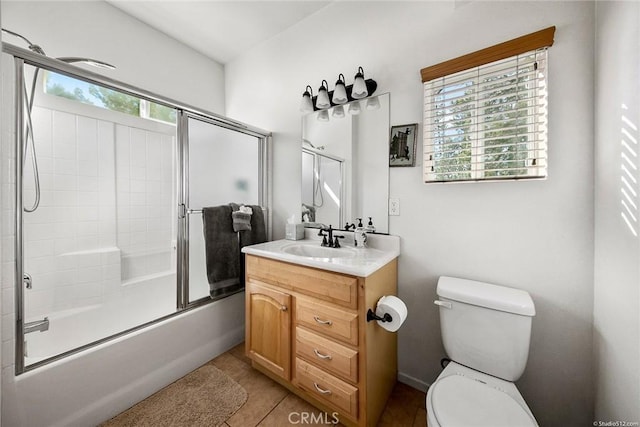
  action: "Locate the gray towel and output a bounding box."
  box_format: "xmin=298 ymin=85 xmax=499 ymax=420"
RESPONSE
xmin=229 ymin=203 xmax=252 ymax=232
xmin=236 ymin=204 xmax=267 ymax=283
xmin=202 ymin=206 xmax=243 ymax=299
xmin=231 ymin=211 xmax=252 ymax=231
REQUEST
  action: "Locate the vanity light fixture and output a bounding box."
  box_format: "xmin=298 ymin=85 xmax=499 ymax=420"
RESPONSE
xmin=317 ymin=110 xmax=330 ymax=122
xmin=351 ymin=66 xmax=368 ymax=99
xmin=316 ymin=80 xmax=331 ymax=109
xmin=331 ymin=74 xmax=348 ymax=104
xmin=366 ymin=96 xmax=380 ymax=110
xmin=301 ymin=67 xmax=377 ymax=114
xmin=348 ymin=101 xmax=361 ymax=115
xmin=300 ymin=85 xmax=314 ymax=113
xmin=332 ymin=105 xmax=345 ymax=118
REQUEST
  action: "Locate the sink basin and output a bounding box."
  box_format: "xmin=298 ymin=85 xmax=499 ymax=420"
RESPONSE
xmin=282 ymin=243 xmax=355 ymax=259
xmin=242 ymin=236 xmax=400 ymax=276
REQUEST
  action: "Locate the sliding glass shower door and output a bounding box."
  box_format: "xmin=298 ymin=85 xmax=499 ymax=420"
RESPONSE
xmin=20 ymin=62 xmax=179 ymax=366
xmin=7 ymin=45 xmax=271 ymax=373
xmin=183 ymin=115 xmax=266 ymax=303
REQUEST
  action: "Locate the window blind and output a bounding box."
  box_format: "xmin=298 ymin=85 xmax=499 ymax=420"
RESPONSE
xmin=423 ymin=48 xmax=548 ymax=183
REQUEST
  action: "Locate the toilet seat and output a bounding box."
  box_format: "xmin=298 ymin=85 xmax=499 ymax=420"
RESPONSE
xmin=431 ymin=374 xmax=537 ymax=427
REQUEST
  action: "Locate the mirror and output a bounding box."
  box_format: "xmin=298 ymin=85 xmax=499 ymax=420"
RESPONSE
xmin=301 ymin=93 xmax=390 ymax=233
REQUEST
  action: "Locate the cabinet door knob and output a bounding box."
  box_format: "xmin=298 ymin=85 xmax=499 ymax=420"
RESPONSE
xmin=313 ymin=382 xmax=332 ymax=395
xmin=313 ymin=316 xmax=333 ymax=326
xmin=313 ymin=349 xmax=333 ymax=360
xmin=280 ymin=305 xmax=288 ymax=312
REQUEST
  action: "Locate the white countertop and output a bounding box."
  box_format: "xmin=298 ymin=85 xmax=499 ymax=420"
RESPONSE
xmin=241 ymin=230 xmax=400 ymax=277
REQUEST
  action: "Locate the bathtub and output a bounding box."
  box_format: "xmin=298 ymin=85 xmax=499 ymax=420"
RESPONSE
xmin=24 ymin=269 xmax=176 ymax=365
xmin=5 ymin=282 xmax=245 ymax=427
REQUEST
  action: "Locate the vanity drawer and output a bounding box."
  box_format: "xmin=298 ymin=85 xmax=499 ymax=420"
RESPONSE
xmin=295 ymin=358 xmax=358 ymax=419
xmin=296 ymin=326 xmax=358 ymax=383
xmin=246 ymin=255 xmax=358 ymax=308
xmin=296 ymin=297 xmax=358 ymax=346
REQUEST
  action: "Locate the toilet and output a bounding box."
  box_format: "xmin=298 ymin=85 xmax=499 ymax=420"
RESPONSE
xmin=426 ymin=276 xmax=538 ymax=427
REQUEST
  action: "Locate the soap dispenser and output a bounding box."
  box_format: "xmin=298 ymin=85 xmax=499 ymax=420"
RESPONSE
xmin=365 ymin=217 xmax=376 ymax=233
xmin=354 ymin=218 xmax=367 ymax=248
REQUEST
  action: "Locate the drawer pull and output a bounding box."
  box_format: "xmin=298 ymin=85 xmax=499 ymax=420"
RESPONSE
xmin=313 ymin=316 xmax=333 ymax=326
xmin=313 ymin=348 xmax=333 ymax=360
xmin=313 ymin=382 xmax=332 ymax=395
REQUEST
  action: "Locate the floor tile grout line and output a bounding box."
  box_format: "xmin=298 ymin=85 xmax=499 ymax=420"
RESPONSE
xmin=254 ymin=391 xmax=291 ymax=426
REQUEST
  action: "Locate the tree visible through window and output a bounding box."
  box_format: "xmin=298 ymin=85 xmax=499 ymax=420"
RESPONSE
xmin=421 ymin=27 xmax=555 ymax=183
xmin=44 ymin=71 xmax=176 ymax=124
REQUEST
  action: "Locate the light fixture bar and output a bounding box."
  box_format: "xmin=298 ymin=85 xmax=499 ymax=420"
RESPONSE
xmin=305 ymin=79 xmax=377 ymax=112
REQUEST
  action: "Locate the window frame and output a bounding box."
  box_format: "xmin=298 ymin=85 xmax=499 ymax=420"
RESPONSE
xmin=43 ymin=70 xmax=177 ymax=125
xmin=421 ymin=27 xmax=555 ymax=183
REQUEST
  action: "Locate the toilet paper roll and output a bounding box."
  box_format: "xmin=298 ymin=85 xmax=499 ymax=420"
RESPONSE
xmin=375 ymin=295 xmax=408 ymax=332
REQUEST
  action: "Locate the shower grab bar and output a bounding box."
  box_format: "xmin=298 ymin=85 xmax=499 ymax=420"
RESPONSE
xmin=24 ymin=317 xmax=49 ymax=334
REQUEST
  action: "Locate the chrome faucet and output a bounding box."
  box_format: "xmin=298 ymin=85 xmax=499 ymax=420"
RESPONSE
xmin=24 ymin=317 xmax=49 ymax=334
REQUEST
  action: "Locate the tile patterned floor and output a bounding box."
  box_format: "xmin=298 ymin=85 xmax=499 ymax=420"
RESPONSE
xmin=212 ymin=343 xmax=427 ymax=427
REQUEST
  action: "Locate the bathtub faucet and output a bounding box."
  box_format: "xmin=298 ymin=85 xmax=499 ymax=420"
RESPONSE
xmin=24 ymin=317 xmax=49 ymax=334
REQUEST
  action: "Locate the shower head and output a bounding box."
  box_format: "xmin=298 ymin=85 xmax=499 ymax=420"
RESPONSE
xmin=1 ymin=29 xmax=115 ymax=70
xmin=302 ymin=139 xmax=325 ymax=150
xmin=57 ymin=57 xmax=116 ymax=70
xmin=1 ymin=28 xmax=47 ymax=55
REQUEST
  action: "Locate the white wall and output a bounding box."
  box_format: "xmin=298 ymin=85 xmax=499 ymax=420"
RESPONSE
xmin=1 ymin=1 xmax=225 ymax=114
xmin=226 ymin=2 xmax=596 ymax=425
xmin=593 ymin=1 xmax=640 ymax=422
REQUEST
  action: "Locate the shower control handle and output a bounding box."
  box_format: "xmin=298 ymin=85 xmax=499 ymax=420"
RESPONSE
xmin=23 ymin=273 xmax=32 ymax=290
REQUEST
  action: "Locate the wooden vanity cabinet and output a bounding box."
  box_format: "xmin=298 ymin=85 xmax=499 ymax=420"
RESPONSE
xmin=245 ymin=280 xmax=291 ymax=380
xmin=245 ymin=254 xmax=398 ymax=427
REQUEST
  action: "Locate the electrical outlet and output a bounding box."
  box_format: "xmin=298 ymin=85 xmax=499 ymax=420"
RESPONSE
xmin=389 ymin=198 xmax=400 ymax=216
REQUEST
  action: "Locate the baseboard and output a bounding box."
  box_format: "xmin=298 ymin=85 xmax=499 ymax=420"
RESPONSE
xmin=398 ymin=371 xmax=430 ymax=392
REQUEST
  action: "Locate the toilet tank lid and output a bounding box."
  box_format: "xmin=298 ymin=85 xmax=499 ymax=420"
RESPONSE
xmin=437 ymin=276 xmax=536 ymax=316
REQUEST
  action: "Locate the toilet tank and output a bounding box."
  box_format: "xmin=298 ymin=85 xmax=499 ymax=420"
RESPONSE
xmin=436 ymin=276 xmax=536 ymax=381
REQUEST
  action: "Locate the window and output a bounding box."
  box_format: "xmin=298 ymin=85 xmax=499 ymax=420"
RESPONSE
xmin=44 ymin=71 xmax=177 ymax=124
xmin=421 ymin=27 xmax=555 ymax=183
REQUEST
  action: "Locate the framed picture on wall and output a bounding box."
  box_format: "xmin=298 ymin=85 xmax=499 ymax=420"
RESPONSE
xmin=389 ymin=123 xmax=418 ymax=167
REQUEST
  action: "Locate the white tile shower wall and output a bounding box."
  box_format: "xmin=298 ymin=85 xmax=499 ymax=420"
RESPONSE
xmin=19 ymin=106 xmax=176 ymax=321
xmin=115 ymin=125 xmax=175 ymax=282
xmin=22 ymin=108 xmax=121 ymax=320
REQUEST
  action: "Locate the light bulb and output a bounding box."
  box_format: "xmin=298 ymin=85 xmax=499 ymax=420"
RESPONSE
xmin=351 ymin=66 xmax=368 ymax=99
xmin=317 ymin=110 xmax=330 ymax=121
xmin=366 ymin=96 xmax=380 ymax=110
xmin=332 ymin=73 xmax=348 ymax=104
xmin=316 ymin=80 xmax=331 ymax=109
xmin=300 ymin=85 xmax=314 ymax=113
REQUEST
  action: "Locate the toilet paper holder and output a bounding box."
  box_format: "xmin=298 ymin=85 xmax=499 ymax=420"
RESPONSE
xmin=366 ymin=309 xmax=392 ymax=323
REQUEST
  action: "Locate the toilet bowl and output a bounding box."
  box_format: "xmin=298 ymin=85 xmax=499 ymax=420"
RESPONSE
xmin=426 ymin=362 xmax=537 ymax=427
xmin=427 ymin=276 xmax=538 ymax=426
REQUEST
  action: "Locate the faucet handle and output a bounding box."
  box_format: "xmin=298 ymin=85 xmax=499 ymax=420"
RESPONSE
xmin=333 ymin=235 xmax=344 ymax=248
xmin=321 ymin=236 xmax=329 ymax=247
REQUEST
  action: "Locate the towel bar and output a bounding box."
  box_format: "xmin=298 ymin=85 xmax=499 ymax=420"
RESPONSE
xmin=187 ymin=207 xmax=267 ymax=215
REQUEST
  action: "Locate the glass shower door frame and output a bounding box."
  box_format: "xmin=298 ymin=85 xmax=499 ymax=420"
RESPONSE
xmin=6 ymin=42 xmax=271 ymax=374
xmin=176 ymin=111 xmax=271 ymax=308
